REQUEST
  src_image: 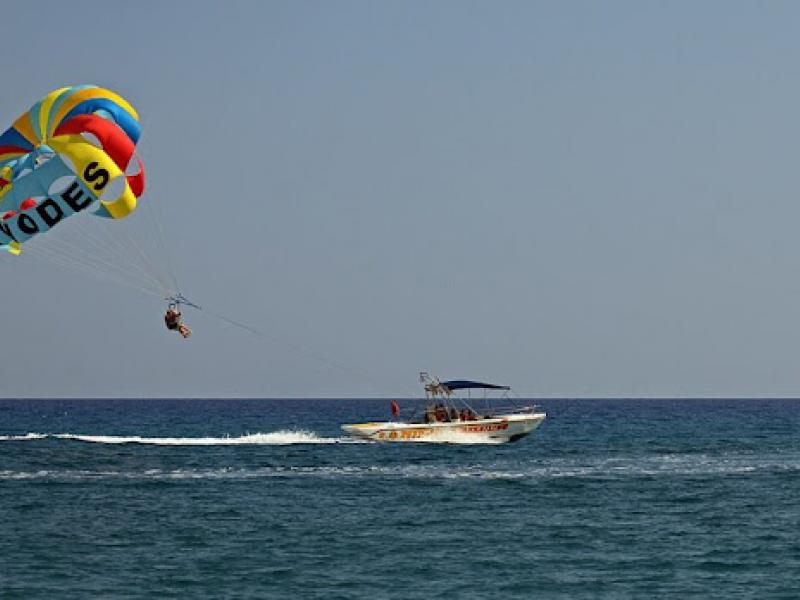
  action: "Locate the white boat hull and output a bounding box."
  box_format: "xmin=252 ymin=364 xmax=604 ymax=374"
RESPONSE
xmin=341 ymin=412 xmax=545 ymax=444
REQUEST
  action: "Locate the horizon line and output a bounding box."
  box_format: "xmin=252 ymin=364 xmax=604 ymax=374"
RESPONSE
xmin=2 ymin=396 xmax=800 ymax=401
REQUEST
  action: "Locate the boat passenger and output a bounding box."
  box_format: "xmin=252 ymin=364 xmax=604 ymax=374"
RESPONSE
xmin=425 ymin=405 xmax=435 ymax=423
xmin=449 ymin=407 xmax=458 ymax=422
xmin=435 ymin=404 xmax=447 ymax=422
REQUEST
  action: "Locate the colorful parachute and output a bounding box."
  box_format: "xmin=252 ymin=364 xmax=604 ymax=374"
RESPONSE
xmin=0 ymin=85 xmax=145 ymax=255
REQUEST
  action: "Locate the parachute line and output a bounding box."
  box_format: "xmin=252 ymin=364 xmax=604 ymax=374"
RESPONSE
xmin=24 ymin=209 xmax=176 ymax=300
xmin=143 ymin=190 xmax=180 ymax=295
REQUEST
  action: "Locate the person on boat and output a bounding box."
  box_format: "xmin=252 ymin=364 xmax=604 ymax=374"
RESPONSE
xmin=164 ymin=304 xmax=192 ymax=339
xmin=435 ymin=403 xmax=447 ymax=422
xmin=425 ymin=405 xmax=435 ymax=423
xmin=449 ymin=407 xmax=458 ymax=422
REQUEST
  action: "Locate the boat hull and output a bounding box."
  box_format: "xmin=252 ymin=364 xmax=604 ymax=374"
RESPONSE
xmin=341 ymin=413 xmax=545 ymax=444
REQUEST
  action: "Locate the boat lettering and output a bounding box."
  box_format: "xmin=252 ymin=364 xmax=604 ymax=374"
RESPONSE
xmin=399 ymin=428 xmax=433 ymax=439
xmin=461 ymin=422 xmax=509 ymax=433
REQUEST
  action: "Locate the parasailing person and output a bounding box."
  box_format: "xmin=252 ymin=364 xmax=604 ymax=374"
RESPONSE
xmin=164 ymin=303 xmax=192 ymax=338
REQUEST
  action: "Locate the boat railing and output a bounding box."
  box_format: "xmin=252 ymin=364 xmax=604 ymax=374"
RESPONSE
xmin=401 ymin=403 xmax=542 ymax=423
xmin=482 ymin=404 xmax=541 ymax=416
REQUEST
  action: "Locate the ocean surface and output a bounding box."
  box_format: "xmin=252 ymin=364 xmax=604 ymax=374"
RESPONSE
xmin=1 ymin=398 xmax=799 ymax=599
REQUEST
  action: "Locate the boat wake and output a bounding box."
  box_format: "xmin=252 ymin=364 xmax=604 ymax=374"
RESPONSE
xmin=0 ymin=430 xmax=367 ymax=445
xmin=2 ymin=430 xmax=513 ymax=446
xmin=0 ymin=433 xmax=47 ymax=441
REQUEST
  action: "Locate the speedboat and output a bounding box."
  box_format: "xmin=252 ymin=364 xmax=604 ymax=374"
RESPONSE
xmin=341 ymin=373 xmax=546 ymax=444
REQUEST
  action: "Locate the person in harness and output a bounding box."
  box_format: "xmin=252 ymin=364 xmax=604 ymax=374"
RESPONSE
xmin=164 ymin=303 xmax=192 ymax=338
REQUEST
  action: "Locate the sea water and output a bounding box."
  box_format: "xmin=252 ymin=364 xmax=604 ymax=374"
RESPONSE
xmin=1 ymin=398 xmax=799 ymax=598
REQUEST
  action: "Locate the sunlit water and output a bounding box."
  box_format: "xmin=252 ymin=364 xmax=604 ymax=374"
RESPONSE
xmin=1 ymin=398 xmax=799 ymax=598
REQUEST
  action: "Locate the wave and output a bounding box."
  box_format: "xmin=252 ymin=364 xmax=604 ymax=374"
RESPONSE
xmin=3 ymin=456 xmax=798 ymax=482
xmin=53 ymin=430 xmax=365 ymax=445
xmin=529 ymin=453 xmax=798 ymax=478
xmin=0 ymin=433 xmax=47 ymax=441
xmin=0 ymin=429 xmax=514 ymax=446
xmin=0 ymin=430 xmax=366 ymax=445
xmin=0 ymin=465 xmax=528 ymax=482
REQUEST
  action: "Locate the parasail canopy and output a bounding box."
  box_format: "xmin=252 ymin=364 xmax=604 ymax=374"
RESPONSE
xmin=0 ymin=85 xmax=145 ymax=254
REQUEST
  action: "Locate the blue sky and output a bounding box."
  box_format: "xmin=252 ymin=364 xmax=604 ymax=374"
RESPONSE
xmin=3 ymin=1 xmax=800 ymax=397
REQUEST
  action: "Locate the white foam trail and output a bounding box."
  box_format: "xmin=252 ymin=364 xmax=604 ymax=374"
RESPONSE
xmin=530 ymin=453 xmax=792 ymax=478
xmin=0 ymin=429 xmax=504 ymax=446
xmin=0 ymin=470 xmax=54 ymax=479
xmin=0 ymin=465 xmax=525 ymax=481
xmin=51 ymin=430 xmax=366 ymax=445
xmin=2 ymin=456 xmax=799 ymax=482
xmin=0 ymin=433 xmax=47 ymax=441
